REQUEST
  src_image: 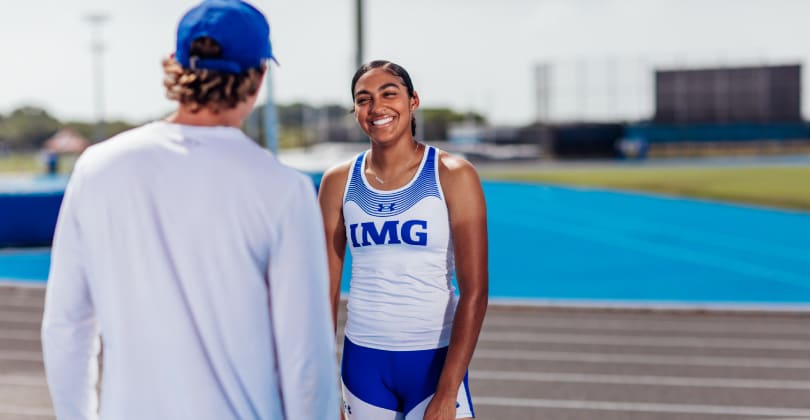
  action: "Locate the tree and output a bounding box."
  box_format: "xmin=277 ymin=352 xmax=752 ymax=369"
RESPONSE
xmin=62 ymin=120 xmax=137 ymax=143
xmin=420 ymin=108 xmax=485 ymax=141
xmin=0 ymin=106 xmax=61 ymax=151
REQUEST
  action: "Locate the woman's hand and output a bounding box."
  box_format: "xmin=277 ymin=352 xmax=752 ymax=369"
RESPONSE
xmin=423 ymin=393 xmax=457 ymax=420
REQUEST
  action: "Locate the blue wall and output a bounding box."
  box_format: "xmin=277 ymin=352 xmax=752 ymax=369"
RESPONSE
xmin=0 ymin=192 xmax=63 ymax=247
xmin=626 ymin=122 xmax=810 ymax=143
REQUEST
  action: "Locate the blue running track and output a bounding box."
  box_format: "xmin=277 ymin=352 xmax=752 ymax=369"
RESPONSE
xmin=479 ymin=182 xmax=810 ymax=305
xmin=2 ymin=181 xmax=809 ymax=307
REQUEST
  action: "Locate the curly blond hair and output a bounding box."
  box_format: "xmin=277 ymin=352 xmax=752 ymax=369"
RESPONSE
xmin=163 ymin=37 xmax=265 ymax=114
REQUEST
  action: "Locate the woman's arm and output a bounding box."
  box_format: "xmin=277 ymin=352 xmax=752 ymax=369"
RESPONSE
xmin=426 ymin=153 xmax=489 ymax=419
xmin=317 ymin=163 xmax=351 ymax=331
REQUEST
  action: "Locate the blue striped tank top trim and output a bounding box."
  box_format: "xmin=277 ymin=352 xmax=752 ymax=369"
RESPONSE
xmin=344 ymin=146 xmax=441 ymax=217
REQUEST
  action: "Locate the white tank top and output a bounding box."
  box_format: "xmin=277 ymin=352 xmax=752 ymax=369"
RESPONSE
xmin=342 ymin=145 xmax=457 ymax=351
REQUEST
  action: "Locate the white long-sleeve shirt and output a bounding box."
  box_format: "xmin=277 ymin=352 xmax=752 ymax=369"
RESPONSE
xmin=41 ymin=121 xmax=339 ymax=420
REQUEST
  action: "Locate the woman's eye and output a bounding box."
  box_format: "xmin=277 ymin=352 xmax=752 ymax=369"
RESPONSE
xmin=356 ymin=98 xmax=369 ymax=105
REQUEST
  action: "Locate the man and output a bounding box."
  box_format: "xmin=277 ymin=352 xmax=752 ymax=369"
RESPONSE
xmin=41 ymin=1 xmax=339 ymax=419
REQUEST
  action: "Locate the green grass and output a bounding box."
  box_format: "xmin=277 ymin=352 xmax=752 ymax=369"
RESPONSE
xmin=0 ymin=153 xmax=42 ymax=173
xmin=481 ymin=165 xmax=810 ymax=212
xmin=0 ymin=153 xmax=77 ymax=175
xmin=3 ymin=151 xmax=807 ymax=212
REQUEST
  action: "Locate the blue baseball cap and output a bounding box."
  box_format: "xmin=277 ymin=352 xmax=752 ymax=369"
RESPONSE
xmin=175 ymin=0 xmax=276 ymax=74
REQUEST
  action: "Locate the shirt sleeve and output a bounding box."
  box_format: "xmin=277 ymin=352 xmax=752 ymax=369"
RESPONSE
xmin=267 ymin=173 xmax=340 ymax=420
xmin=41 ymin=162 xmax=101 ymax=420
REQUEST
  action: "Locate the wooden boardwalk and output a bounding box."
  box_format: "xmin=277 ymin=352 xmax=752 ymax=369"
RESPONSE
xmin=3 ymin=284 xmax=810 ymax=419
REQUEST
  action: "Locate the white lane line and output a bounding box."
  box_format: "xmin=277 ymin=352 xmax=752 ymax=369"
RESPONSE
xmin=0 ymin=306 xmax=44 ymax=315
xmin=475 ymin=397 xmax=810 ymax=417
xmin=0 ymin=288 xmax=44 ymax=298
xmin=0 ymin=280 xmax=47 ymax=290
xmin=0 ymin=350 xmax=42 ymax=362
xmin=483 ymin=316 xmax=810 ymax=337
xmin=0 ymin=290 xmax=44 ymax=297
xmin=0 ymin=376 xmax=47 ymax=387
xmin=0 ymin=405 xmax=53 ymax=417
xmin=481 ymin=331 xmax=810 ymax=351
xmin=0 ymin=290 xmax=43 ymax=297
xmin=474 ymin=349 xmax=810 ymax=369
xmin=0 ymin=329 xmax=40 ymax=341
xmin=0 ymin=300 xmax=43 ymax=309
xmin=471 ymin=370 xmax=810 ymax=390
xmin=495 ymin=297 xmax=810 ymax=313
xmin=0 ymin=311 xmax=41 ymax=324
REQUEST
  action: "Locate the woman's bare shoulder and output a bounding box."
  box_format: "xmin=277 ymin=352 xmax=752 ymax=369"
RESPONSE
xmin=436 ymin=149 xmax=480 ymax=186
xmin=319 ymin=158 xmax=355 ymax=199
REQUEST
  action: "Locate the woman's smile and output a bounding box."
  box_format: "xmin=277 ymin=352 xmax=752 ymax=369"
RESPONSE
xmin=371 ymin=115 xmax=394 ymax=126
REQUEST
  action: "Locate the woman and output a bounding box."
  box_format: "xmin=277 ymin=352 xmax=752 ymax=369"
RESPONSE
xmin=318 ymin=60 xmax=488 ymax=420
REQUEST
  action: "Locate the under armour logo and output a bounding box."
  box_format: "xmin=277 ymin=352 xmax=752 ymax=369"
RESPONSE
xmin=378 ymin=203 xmax=395 ymax=212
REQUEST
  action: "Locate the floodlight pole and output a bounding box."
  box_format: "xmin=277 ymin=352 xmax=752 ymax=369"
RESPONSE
xmin=85 ymin=13 xmax=109 ymax=142
xmin=355 ymin=0 xmax=364 ymax=69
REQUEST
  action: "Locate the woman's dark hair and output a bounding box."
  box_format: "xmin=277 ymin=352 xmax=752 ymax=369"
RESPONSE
xmin=163 ymin=37 xmax=265 ymax=114
xmin=350 ymin=60 xmax=417 ymax=136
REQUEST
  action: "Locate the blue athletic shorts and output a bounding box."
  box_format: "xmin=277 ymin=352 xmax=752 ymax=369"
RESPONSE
xmin=340 ymin=337 xmax=475 ymax=419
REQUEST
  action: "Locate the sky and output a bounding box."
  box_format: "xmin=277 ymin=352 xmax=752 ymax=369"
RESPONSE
xmin=1 ymin=0 xmax=809 ymax=126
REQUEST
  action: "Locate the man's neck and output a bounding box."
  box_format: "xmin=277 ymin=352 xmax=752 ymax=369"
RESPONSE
xmin=166 ymin=105 xmax=244 ymax=128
